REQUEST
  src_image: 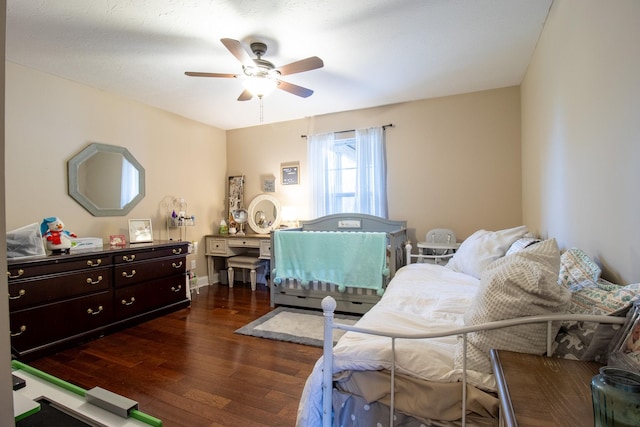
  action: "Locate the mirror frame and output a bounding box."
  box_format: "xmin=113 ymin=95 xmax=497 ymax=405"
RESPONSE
xmin=68 ymin=142 xmax=146 ymax=216
xmin=247 ymin=194 xmax=281 ymax=234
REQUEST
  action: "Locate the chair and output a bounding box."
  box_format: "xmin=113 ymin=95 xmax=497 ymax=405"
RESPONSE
xmin=416 ymin=228 xmax=459 ymax=264
xmin=226 ymin=255 xmax=267 ymax=291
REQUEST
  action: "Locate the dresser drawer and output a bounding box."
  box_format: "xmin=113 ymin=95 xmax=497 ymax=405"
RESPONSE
xmin=259 ymin=239 xmax=271 ymax=258
xmin=8 ymin=268 xmax=111 ymax=310
xmin=10 ymin=291 xmax=113 ymax=353
xmin=206 ymin=238 xmax=228 ymax=255
xmin=227 ymin=237 xmax=261 ymax=249
xmin=114 ymin=245 xmax=188 ymax=264
xmin=114 ymin=276 xmax=186 ymax=320
xmin=114 ymin=255 xmax=186 ymax=287
xmin=7 ymin=255 xmax=111 ymax=281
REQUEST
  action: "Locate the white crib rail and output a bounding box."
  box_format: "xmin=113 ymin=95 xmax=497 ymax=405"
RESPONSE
xmin=320 ymin=295 xmax=625 ymax=427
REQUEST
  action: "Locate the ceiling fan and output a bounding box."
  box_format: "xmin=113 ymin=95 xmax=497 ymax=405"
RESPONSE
xmin=185 ymin=38 xmax=324 ymax=101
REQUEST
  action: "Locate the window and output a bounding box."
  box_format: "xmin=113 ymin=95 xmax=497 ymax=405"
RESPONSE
xmin=308 ymin=127 xmax=387 ymax=218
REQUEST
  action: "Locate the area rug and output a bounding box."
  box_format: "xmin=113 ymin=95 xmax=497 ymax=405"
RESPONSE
xmin=235 ymin=306 xmax=361 ymax=347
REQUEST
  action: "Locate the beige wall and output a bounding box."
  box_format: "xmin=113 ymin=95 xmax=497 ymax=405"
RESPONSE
xmin=227 ymin=87 xmax=523 ymax=246
xmin=5 ymin=62 xmax=227 ymax=279
xmin=522 ymin=0 xmax=640 ymax=283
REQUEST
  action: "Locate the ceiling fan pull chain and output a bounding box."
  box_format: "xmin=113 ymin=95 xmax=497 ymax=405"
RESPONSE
xmin=259 ymin=96 xmax=264 ymax=123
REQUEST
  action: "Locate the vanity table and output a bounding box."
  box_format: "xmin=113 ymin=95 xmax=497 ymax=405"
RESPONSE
xmin=8 ymin=241 xmax=189 ymax=360
xmin=204 ymin=234 xmax=271 ymax=284
xmin=206 ymin=194 xmax=282 ymax=287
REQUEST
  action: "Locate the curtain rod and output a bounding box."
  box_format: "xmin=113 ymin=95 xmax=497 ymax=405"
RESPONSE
xmin=300 ymin=123 xmax=393 ymax=138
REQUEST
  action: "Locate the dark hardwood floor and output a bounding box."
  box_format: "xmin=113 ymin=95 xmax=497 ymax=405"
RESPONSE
xmin=28 ymin=283 xmax=323 ymax=426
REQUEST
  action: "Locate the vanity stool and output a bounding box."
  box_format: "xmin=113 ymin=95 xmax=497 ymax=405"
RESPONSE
xmin=226 ymin=255 xmax=266 ymax=291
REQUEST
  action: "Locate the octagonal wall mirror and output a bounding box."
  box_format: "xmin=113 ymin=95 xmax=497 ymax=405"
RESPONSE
xmin=247 ymin=194 xmax=281 ymax=234
xmin=68 ymin=142 xmax=146 ymax=216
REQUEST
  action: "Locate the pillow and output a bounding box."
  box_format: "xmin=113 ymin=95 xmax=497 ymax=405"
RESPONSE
xmin=558 ymin=247 xmax=602 ymax=291
xmin=553 ymin=279 xmax=640 ymax=362
xmin=445 ymin=225 xmax=528 ymax=279
xmin=505 ymin=237 xmax=541 ymax=256
xmin=454 ymin=238 xmax=570 ymax=373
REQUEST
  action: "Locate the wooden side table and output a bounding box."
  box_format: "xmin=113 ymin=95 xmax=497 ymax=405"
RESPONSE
xmin=490 ymin=349 xmax=601 ymax=426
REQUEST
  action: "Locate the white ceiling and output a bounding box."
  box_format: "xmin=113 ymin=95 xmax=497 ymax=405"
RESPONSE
xmin=6 ymin=0 xmax=552 ymax=131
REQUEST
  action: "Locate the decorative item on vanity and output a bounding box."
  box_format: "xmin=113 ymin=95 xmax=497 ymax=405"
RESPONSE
xmin=40 ymin=217 xmax=77 ymax=254
xmin=231 ymin=208 xmax=249 ymax=236
xmin=228 ymin=176 xmax=245 ymax=227
xmin=247 ymin=194 xmax=282 ymax=234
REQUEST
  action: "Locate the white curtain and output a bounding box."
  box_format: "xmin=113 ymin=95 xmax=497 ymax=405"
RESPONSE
xmin=308 ymin=127 xmax=387 ymax=218
xmin=308 ymin=132 xmax=335 ymax=217
xmin=355 ymin=127 xmax=387 ymax=218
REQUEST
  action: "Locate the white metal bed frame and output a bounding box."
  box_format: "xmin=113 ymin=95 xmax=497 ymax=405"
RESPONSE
xmin=320 ymin=295 xmax=625 ymax=427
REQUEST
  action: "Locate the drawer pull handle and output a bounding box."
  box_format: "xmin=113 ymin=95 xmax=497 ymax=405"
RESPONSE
xmin=7 ymin=269 xmax=24 ymax=279
xmin=87 ymin=259 xmax=102 ymax=267
xmin=123 ymin=255 xmax=136 ymax=262
xmin=121 ymin=297 xmax=136 ymax=306
xmin=173 ymin=248 xmax=183 ymax=254
xmin=86 ymin=275 xmax=103 ymax=285
xmin=87 ymin=306 xmax=104 ymax=315
xmin=172 ymin=261 xmax=183 ymax=269
xmin=10 ymin=325 xmax=27 ymax=337
xmin=122 ymin=270 xmax=136 ymax=278
xmin=171 ymin=285 xmax=182 ymax=293
xmin=9 ymin=289 xmax=26 ymax=300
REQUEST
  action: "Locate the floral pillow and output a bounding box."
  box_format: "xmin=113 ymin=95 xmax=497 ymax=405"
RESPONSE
xmin=553 ymin=279 xmax=640 ymax=362
xmin=558 ymin=247 xmax=602 ymax=291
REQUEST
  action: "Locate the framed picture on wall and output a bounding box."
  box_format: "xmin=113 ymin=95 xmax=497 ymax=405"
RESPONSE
xmin=228 ymin=175 xmax=245 ymax=225
xmin=261 ymin=175 xmax=276 ymax=192
xmin=281 ymin=162 xmax=299 ymax=185
xmin=128 ymin=219 xmax=153 ymax=243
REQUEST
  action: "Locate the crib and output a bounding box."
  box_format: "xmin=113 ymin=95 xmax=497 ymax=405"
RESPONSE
xmin=270 ymin=213 xmax=407 ymax=314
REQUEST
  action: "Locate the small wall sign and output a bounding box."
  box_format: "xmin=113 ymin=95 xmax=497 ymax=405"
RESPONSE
xmin=281 ymin=162 xmax=300 ymax=185
xmin=261 ymin=175 xmax=276 ymax=192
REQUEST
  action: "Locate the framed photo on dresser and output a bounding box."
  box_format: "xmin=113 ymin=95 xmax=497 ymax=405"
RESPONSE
xmin=128 ymin=219 xmax=153 ymax=243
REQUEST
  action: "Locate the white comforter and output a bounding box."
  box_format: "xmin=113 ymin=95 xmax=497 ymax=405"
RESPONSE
xmin=296 ymin=263 xmax=496 ymax=426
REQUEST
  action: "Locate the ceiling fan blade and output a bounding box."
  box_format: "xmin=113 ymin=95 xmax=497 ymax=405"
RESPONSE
xmin=277 ymin=80 xmax=314 ymax=98
xmin=185 ymin=72 xmax=237 ymax=78
xmin=237 ymin=89 xmax=253 ymax=101
xmin=220 ymin=38 xmax=255 ymax=68
xmin=276 ymin=56 xmax=324 ymax=76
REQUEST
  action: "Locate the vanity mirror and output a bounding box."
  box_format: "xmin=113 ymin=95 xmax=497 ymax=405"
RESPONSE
xmin=247 ymin=194 xmax=282 ymax=234
xmin=68 ymin=143 xmax=145 ymax=216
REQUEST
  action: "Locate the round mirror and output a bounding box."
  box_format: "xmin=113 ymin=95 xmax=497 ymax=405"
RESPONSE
xmin=68 ymin=143 xmax=145 ymax=216
xmin=247 ymin=194 xmax=281 ymax=234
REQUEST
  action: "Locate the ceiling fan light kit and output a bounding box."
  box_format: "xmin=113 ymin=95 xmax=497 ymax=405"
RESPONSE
xmin=185 ymin=37 xmax=323 ymax=102
xmin=242 ymin=76 xmax=279 ymax=98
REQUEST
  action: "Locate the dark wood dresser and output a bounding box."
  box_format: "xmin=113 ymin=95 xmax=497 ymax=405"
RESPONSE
xmin=8 ymin=241 xmax=189 ymax=360
xmin=490 ymin=349 xmax=601 ymax=427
